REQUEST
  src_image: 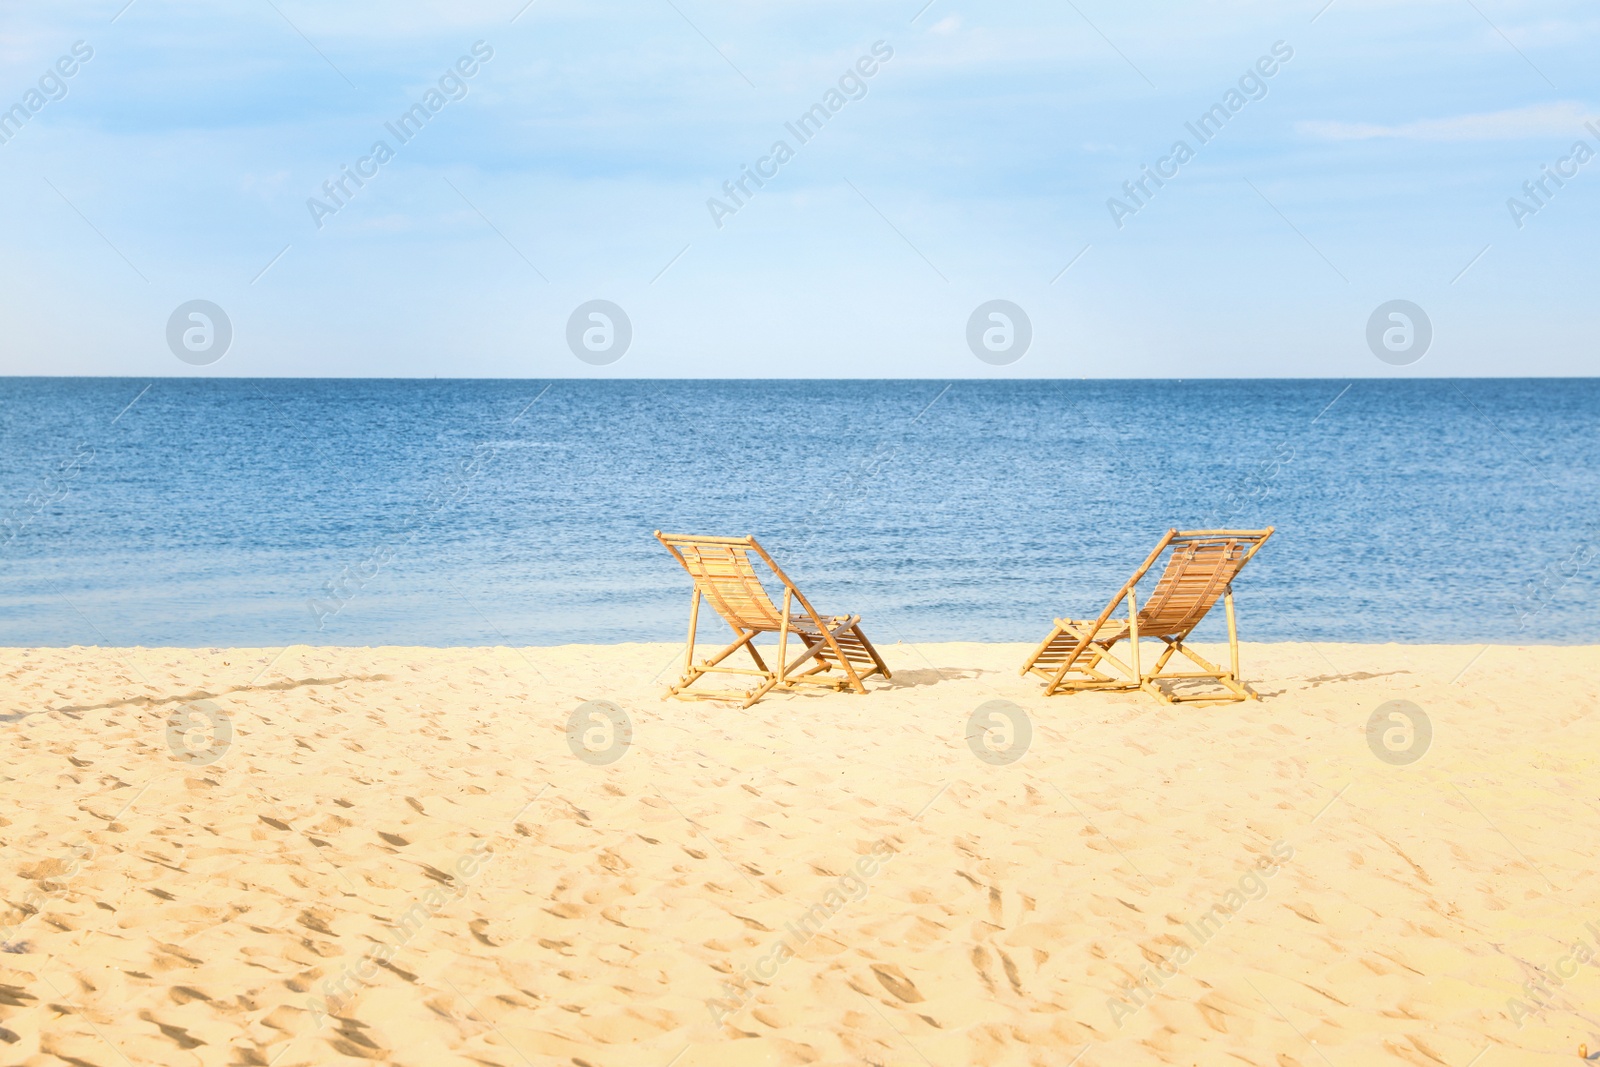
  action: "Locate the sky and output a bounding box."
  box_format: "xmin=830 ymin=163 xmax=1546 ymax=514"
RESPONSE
xmin=0 ymin=0 xmax=1596 ymax=377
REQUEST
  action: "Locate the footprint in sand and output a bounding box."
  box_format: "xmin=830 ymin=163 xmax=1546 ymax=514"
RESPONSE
xmin=870 ymin=963 xmax=923 ymax=1003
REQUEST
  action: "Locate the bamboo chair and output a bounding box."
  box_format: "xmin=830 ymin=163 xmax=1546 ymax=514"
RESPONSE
xmin=654 ymin=532 xmax=891 ymax=708
xmin=1021 ymin=529 xmax=1274 ymax=705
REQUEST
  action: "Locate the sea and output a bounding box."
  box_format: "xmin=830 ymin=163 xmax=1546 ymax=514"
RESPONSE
xmin=0 ymin=378 xmax=1595 ymax=647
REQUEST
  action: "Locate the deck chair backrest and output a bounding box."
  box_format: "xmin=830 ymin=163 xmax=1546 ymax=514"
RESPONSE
xmin=659 ymin=536 xmax=784 ymax=631
xmin=1135 ymin=531 xmax=1271 ymax=637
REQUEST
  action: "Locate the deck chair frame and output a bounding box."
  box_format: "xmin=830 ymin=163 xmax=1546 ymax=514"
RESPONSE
xmin=1021 ymin=528 xmax=1274 ymax=706
xmin=654 ymin=532 xmax=890 ymax=708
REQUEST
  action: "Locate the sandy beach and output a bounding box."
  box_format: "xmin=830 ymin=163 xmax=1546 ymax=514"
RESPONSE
xmin=2 ymin=640 xmax=1597 ymax=1066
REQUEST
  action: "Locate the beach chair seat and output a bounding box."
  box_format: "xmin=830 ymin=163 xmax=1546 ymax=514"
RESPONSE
xmin=1021 ymin=529 xmax=1274 ymax=705
xmin=654 ymin=532 xmax=891 ymax=708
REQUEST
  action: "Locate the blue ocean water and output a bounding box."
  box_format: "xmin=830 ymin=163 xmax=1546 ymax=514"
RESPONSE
xmin=0 ymin=378 xmax=1595 ymax=647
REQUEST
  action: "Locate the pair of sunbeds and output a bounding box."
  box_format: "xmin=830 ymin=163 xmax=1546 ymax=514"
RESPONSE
xmin=655 ymin=528 xmax=1275 ymax=708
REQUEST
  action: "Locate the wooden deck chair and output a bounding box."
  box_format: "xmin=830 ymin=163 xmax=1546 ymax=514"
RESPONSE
xmin=654 ymin=532 xmax=891 ymax=708
xmin=1021 ymin=529 xmax=1275 ymax=705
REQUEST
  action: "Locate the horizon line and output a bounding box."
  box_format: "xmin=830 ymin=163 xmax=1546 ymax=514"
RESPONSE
xmin=4 ymin=375 xmax=1599 ymax=382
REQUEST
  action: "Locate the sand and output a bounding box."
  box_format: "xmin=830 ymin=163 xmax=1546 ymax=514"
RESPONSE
xmin=2 ymin=639 xmax=1598 ymax=1066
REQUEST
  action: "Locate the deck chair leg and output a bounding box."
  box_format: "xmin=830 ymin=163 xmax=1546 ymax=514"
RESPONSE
xmin=854 ymin=622 xmax=892 ymax=680
xmin=1140 ymin=639 xmax=1181 ymax=703
xmin=739 ymin=624 xmax=772 ymax=675
xmin=1174 ymin=640 xmax=1253 ymax=701
xmin=667 ymin=587 xmax=703 ymax=696
xmin=776 ymin=588 xmax=792 ymax=690
xmin=807 ymin=614 xmax=866 ymax=694
xmin=741 ymin=674 xmax=784 ymax=709
xmin=828 ymin=619 xmax=867 ymax=694
xmin=1139 ymin=642 xmax=1176 ymax=704
xmin=682 ymin=588 xmax=701 ymax=677
xmin=1127 ymin=587 xmax=1141 ymax=684
xmin=1224 ymin=588 xmax=1253 ymax=699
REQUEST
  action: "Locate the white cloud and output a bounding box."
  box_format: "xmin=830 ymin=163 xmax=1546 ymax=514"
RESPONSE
xmin=928 ymin=14 xmax=961 ymax=35
xmin=1297 ymin=102 xmax=1596 ymax=142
